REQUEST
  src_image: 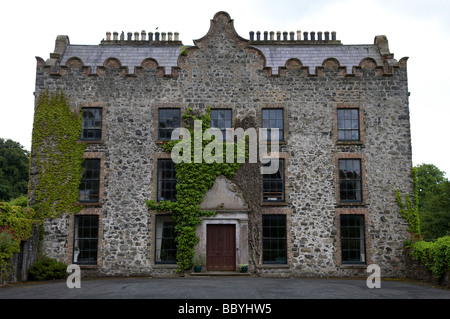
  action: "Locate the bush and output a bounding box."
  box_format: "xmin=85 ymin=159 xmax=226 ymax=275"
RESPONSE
xmin=28 ymin=257 xmax=68 ymax=281
xmin=409 ymin=236 xmax=450 ymax=279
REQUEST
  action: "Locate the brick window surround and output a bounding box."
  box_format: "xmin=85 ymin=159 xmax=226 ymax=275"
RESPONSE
xmin=334 ymin=103 xmax=365 ymax=145
xmin=67 ymin=208 xmax=104 ymax=268
xmin=335 ymin=208 xmax=372 ymax=266
xmin=334 ymin=153 xmax=367 ymax=207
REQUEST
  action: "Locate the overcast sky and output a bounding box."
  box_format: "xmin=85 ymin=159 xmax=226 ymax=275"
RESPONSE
xmin=0 ymin=0 xmax=449 ymax=177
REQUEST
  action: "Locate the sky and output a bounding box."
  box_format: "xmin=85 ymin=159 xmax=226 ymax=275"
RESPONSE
xmin=0 ymin=0 xmax=449 ymax=177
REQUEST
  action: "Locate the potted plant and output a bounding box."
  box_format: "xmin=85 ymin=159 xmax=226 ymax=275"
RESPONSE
xmin=193 ymin=254 xmax=206 ymax=273
xmin=239 ymin=264 xmax=248 ymax=273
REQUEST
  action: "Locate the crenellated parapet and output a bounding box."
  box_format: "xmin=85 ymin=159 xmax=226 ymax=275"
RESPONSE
xmin=36 ymin=53 xmax=407 ymax=79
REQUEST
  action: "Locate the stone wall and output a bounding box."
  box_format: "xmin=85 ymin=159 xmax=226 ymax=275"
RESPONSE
xmin=32 ymin=12 xmax=412 ymax=278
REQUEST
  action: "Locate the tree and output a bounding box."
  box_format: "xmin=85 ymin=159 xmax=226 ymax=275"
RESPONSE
xmin=0 ymin=138 xmax=30 ymax=202
xmin=416 ymin=163 xmax=450 ymax=240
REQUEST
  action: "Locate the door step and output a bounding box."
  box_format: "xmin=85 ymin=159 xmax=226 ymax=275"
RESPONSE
xmin=190 ymin=271 xmax=251 ymax=277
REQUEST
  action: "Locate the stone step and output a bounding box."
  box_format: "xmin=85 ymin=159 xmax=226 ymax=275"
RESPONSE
xmin=190 ymin=271 xmax=251 ymax=277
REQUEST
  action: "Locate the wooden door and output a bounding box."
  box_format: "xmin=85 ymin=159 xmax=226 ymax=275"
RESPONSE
xmin=206 ymin=224 xmax=236 ymax=271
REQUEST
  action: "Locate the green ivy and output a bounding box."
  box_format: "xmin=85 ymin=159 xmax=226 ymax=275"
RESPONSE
xmin=146 ymin=106 xmax=246 ymax=272
xmin=396 ymin=167 xmax=421 ymax=236
xmin=0 ymin=202 xmax=37 ymax=274
xmin=31 ymin=90 xmax=86 ymax=219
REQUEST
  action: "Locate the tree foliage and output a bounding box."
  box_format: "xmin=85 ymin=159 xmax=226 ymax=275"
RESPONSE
xmin=0 ymin=138 xmax=30 ymax=202
xmin=416 ymin=164 xmax=450 ymax=241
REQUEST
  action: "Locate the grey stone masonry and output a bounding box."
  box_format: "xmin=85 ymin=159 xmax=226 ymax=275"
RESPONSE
xmin=32 ymin=11 xmax=412 ymax=278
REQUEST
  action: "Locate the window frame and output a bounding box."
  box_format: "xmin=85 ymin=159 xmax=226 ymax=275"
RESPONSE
xmin=261 ymin=108 xmax=284 ymax=142
xmin=262 ymin=159 xmax=285 ymax=203
xmin=262 ymin=214 xmax=287 ymax=264
xmin=210 ymin=108 xmax=232 ymax=141
xmin=337 ymin=108 xmax=360 ymax=142
xmin=158 ymin=108 xmax=181 ymax=141
xmin=81 ymin=107 xmax=103 ymax=141
xmin=155 ymin=215 xmax=177 ymax=264
xmin=340 ymin=214 xmax=366 ymax=264
xmin=338 ymin=159 xmax=363 ymax=203
xmin=157 ymin=159 xmax=177 ymax=202
xmin=72 ymin=215 xmax=99 ymax=265
xmin=79 ymin=159 xmax=101 ymax=203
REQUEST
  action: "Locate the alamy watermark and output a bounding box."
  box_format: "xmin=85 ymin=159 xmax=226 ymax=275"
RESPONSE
xmin=66 ymin=264 xmax=81 ymax=288
xmin=170 ymin=120 xmax=280 ymax=174
xmin=366 ymin=264 xmax=381 ymax=288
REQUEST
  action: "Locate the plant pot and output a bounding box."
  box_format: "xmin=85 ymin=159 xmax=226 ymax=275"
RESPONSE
xmin=240 ymin=266 xmax=248 ymax=273
xmin=194 ymin=265 xmax=202 ymax=273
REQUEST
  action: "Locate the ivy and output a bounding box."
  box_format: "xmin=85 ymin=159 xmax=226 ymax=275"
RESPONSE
xmin=31 ymin=90 xmax=86 ymax=219
xmin=0 ymin=202 xmax=38 ymax=275
xmin=146 ymin=106 xmax=246 ymax=272
xmin=396 ymin=167 xmax=421 ymax=236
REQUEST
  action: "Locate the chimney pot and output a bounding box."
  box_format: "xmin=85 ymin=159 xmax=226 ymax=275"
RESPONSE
xmin=249 ymin=31 xmax=254 ymax=41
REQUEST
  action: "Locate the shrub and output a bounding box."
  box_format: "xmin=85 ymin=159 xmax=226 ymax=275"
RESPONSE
xmin=409 ymin=236 xmax=450 ymax=280
xmin=28 ymin=257 xmax=68 ymax=281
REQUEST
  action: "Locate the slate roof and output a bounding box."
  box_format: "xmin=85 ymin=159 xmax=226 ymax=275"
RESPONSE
xmin=59 ymin=42 xmax=385 ymax=75
xmin=60 ymin=45 xmax=182 ymax=74
xmin=253 ymin=44 xmax=384 ymax=74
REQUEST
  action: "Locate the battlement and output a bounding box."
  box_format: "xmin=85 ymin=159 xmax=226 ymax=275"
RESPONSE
xmin=100 ymin=31 xmax=182 ymax=45
xmin=249 ymin=30 xmax=341 ymax=45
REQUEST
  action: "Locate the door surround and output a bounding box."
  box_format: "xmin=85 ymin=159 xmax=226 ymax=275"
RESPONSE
xmin=197 ymin=211 xmax=249 ymax=271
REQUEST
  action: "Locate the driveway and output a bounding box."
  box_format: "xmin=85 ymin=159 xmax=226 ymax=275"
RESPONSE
xmin=1 ymin=276 xmax=449 ymax=299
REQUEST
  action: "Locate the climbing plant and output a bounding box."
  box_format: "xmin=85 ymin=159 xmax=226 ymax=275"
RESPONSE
xmin=0 ymin=202 xmax=37 ymax=274
xmin=31 ymin=90 xmax=86 ymax=219
xmin=146 ymin=106 xmax=246 ymax=271
xmin=396 ymin=167 xmax=421 ymax=236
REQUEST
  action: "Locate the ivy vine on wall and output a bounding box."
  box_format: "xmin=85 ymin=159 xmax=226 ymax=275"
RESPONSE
xmin=396 ymin=167 xmax=421 ymax=236
xmin=31 ymin=90 xmax=86 ymax=219
xmin=146 ymin=106 xmax=247 ymax=272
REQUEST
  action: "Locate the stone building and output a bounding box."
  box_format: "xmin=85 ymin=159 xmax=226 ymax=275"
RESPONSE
xmin=31 ymin=11 xmax=412 ymax=278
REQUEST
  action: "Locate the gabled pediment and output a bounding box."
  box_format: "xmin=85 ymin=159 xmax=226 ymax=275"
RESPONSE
xmin=200 ymin=175 xmax=248 ymax=210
